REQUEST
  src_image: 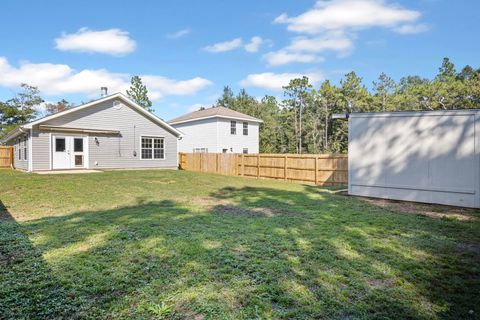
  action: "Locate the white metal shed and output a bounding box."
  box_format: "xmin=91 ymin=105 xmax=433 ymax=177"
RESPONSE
xmin=348 ymin=109 xmax=480 ymax=208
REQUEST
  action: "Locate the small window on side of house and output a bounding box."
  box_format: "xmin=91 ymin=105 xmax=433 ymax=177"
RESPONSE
xmin=193 ymin=148 xmax=208 ymax=153
xmin=23 ymin=136 xmax=28 ymax=161
xmin=17 ymin=139 xmax=22 ymax=160
xmin=230 ymin=121 xmax=236 ymax=135
xmin=242 ymin=148 xmax=248 ymax=154
xmin=243 ymin=122 xmax=248 ymax=135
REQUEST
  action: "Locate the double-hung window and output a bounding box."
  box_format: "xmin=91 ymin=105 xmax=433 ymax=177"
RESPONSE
xmin=230 ymin=121 xmax=236 ymax=135
xmin=17 ymin=138 xmax=22 ymax=160
xmin=141 ymin=136 xmax=165 ymax=160
xmin=243 ymin=122 xmax=248 ymax=135
xmin=23 ymin=136 xmax=28 ymax=161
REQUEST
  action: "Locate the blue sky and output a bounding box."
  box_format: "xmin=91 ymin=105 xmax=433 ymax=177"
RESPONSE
xmin=0 ymin=0 xmax=478 ymax=120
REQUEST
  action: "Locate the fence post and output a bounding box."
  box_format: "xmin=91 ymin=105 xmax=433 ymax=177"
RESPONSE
xmin=257 ymin=154 xmax=260 ymax=178
xmin=284 ymin=155 xmax=288 ymax=181
xmin=241 ymin=154 xmax=245 ymax=176
xmin=314 ymin=156 xmax=318 ymax=185
xmin=216 ymin=153 xmax=219 ymax=173
xmin=10 ymin=146 xmax=14 ymax=169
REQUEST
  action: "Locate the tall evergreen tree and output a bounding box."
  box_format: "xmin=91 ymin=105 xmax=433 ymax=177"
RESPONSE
xmin=217 ymin=86 xmax=235 ymax=108
xmin=126 ymin=76 xmax=153 ymax=112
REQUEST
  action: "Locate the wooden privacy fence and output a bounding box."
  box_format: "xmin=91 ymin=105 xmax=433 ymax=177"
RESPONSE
xmin=0 ymin=146 xmax=14 ymax=168
xmin=179 ymin=153 xmax=348 ymax=186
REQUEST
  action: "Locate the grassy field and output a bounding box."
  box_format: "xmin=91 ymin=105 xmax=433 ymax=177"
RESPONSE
xmin=0 ymin=169 xmax=479 ymax=320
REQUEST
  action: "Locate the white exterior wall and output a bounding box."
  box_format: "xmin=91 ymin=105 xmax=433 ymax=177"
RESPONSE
xmin=348 ymin=110 xmax=480 ymax=208
xmin=216 ymin=119 xmax=259 ymax=153
xmin=174 ymin=118 xmax=260 ymax=153
xmin=174 ymin=118 xmax=219 ymax=153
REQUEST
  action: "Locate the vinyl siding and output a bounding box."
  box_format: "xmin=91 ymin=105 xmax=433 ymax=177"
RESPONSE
xmin=216 ymin=119 xmax=259 ymax=153
xmin=174 ymin=118 xmax=219 ymax=153
xmin=348 ymin=110 xmax=480 ymax=208
xmin=8 ymin=134 xmax=29 ymax=171
xmin=31 ymin=99 xmax=178 ymax=170
xmin=173 ymin=118 xmax=260 ymax=153
xmin=31 ymin=129 xmax=51 ymax=171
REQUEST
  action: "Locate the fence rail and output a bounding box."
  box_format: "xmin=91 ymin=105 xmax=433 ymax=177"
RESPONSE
xmin=179 ymin=152 xmax=347 ymax=186
xmin=0 ymin=146 xmax=14 ymax=168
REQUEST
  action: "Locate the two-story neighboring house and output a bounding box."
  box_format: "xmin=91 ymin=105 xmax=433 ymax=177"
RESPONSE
xmin=169 ymin=106 xmax=262 ymax=154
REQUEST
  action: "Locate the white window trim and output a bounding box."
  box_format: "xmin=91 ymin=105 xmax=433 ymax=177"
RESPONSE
xmin=243 ymin=122 xmax=248 ymax=136
xmin=230 ymin=120 xmax=237 ymax=135
xmin=23 ymin=135 xmax=28 ymax=161
xmin=139 ymin=135 xmax=166 ymax=160
xmin=17 ymin=138 xmax=22 ymax=161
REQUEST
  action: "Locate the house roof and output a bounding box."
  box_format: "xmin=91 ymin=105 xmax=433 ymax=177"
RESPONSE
xmin=168 ymin=106 xmax=263 ymax=125
xmin=1 ymin=93 xmax=182 ymax=143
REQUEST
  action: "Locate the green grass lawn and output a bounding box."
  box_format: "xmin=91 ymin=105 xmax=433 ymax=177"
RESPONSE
xmin=0 ymin=169 xmax=479 ymax=320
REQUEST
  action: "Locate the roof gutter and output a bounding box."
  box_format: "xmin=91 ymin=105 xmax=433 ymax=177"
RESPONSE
xmin=0 ymin=126 xmax=26 ymax=144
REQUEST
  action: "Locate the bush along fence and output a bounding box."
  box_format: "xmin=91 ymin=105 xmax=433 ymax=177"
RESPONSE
xmin=0 ymin=146 xmax=14 ymax=168
xmin=179 ymin=153 xmax=348 ymax=186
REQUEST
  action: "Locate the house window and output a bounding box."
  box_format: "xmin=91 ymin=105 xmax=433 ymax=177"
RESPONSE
xmin=141 ymin=136 xmax=164 ymax=160
xmin=230 ymin=121 xmax=236 ymax=135
xmin=243 ymin=148 xmax=248 ymax=154
xmin=23 ymin=136 xmax=28 ymax=161
xmin=55 ymin=138 xmax=66 ymax=152
xmin=243 ymin=122 xmax=248 ymax=135
xmin=193 ymin=148 xmax=208 ymax=153
xmin=17 ymin=139 xmax=22 ymax=160
xmin=74 ymin=138 xmax=83 ymax=152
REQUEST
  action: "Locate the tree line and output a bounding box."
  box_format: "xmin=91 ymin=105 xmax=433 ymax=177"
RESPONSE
xmin=215 ymin=58 xmax=480 ymax=153
xmin=1 ymin=58 xmax=479 ymax=153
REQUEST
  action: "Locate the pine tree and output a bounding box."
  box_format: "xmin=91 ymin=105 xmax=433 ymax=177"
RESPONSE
xmin=126 ymin=76 xmax=153 ymax=112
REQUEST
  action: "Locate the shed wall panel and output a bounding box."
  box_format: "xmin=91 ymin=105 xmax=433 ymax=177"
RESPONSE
xmin=348 ymin=110 xmax=479 ymax=208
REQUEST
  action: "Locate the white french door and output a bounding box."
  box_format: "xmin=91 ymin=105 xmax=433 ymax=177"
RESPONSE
xmin=52 ymin=135 xmax=87 ymax=169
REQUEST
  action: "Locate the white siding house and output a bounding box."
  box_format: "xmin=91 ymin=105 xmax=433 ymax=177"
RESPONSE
xmin=169 ymin=107 xmax=262 ymax=154
xmin=1 ymin=93 xmax=182 ymax=172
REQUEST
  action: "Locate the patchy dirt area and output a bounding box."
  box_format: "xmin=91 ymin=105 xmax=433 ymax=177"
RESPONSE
xmin=354 ymin=196 xmax=479 ymax=221
xmin=213 ymin=204 xmax=297 ymax=217
xmin=190 ymin=196 xmax=297 ymax=217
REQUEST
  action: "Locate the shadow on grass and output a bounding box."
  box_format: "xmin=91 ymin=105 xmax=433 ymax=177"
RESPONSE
xmin=0 ymin=200 xmax=79 ymax=319
xmin=1 ymin=186 xmax=479 ymax=319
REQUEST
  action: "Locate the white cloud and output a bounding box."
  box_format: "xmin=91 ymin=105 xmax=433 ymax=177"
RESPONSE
xmin=269 ymin=1 xmax=425 ymax=66
xmin=203 ymin=38 xmax=243 ymax=53
xmin=394 ymin=23 xmax=429 ymax=34
xmin=167 ymin=28 xmax=191 ymax=39
xmin=275 ymin=0 xmax=421 ymax=34
xmin=264 ymin=51 xmax=321 ymax=66
xmin=142 ymin=76 xmax=213 ymax=100
xmin=55 ymin=28 xmax=136 ymax=56
xmin=286 ymin=34 xmax=354 ymax=53
xmin=239 ymin=72 xmax=323 ymax=91
xmin=204 ymin=36 xmax=268 ymax=53
xmin=0 ymin=57 xmax=212 ymax=100
xmin=245 ymin=36 xmax=264 ymax=53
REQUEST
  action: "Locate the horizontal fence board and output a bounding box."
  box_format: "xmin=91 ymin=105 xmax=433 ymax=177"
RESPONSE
xmin=179 ymin=152 xmax=347 ymax=186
